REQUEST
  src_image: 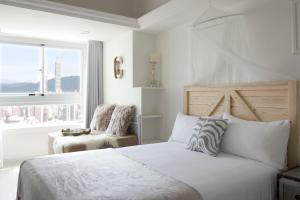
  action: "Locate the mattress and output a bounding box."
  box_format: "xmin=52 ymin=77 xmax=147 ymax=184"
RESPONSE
xmin=117 ymin=142 xmax=279 ymax=200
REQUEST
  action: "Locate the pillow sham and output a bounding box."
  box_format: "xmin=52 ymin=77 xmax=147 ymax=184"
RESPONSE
xmin=221 ymin=113 xmax=290 ymax=170
xmin=106 ymin=105 xmax=135 ymax=136
xmin=90 ymin=104 xmax=116 ymax=131
xmin=168 ymin=113 xmax=198 ymax=144
xmin=186 ymin=118 xmax=228 ymax=156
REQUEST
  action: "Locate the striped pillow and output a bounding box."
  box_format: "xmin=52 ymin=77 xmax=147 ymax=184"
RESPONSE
xmin=186 ymin=118 xmax=228 ymax=156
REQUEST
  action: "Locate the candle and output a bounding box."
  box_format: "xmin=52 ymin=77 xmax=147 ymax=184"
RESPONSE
xmin=149 ymin=53 xmax=159 ymax=64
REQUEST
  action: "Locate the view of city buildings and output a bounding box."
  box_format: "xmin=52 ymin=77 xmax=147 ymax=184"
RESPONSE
xmin=55 ymin=58 xmax=62 ymax=94
xmin=0 ymin=57 xmax=82 ymax=126
xmin=0 ymin=104 xmax=82 ymax=126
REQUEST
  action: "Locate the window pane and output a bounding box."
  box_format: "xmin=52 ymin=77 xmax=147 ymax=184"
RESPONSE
xmin=44 ymin=47 xmax=81 ymax=93
xmin=0 ymin=104 xmax=83 ymax=127
xmin=0 ymin=43 xmax=41 ymax=93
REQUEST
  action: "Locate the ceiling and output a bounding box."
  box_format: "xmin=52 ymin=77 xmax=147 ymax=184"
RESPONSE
xmin=47 ymin=0 xmax=170 ymax=18
xmin=0 ymin=0 xmax=272 ymax=43
xmin=0 ymin=4 xmax=133 ymax=43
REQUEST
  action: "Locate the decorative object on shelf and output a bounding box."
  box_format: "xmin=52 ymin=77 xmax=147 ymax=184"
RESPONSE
xmin=114 ymin=56 xmax=124 ymax=79
xmin=149 ymin=53 xmax=159 ymax=87
xmin=291 ymin=0 xmax=300 ymax=54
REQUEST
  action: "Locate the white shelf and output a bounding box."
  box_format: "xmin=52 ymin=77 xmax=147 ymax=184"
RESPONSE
xmin=141 ymin=114 xmax=162 ymax=119
xmin=135 ymin=87 xmax=164 ymax=90
xmin=142 ymin=87 xmax=164 ymax=90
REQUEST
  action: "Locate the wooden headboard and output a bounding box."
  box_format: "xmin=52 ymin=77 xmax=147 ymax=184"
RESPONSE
xmin=184 ymin=81 xmax=298 ymax=168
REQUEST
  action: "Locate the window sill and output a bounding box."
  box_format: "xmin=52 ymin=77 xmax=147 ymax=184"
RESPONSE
xmin=1 ymin=121 xmax=83 ymax=131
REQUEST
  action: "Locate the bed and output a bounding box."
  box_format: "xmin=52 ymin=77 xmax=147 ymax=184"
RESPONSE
xmin=17 ymin=80 xmax=298 ymax=200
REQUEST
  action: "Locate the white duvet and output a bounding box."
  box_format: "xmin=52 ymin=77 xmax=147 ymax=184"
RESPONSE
xmin=118 ymin=142 xmax=279 ymax=200
xmin=17 ymin=141 xmax=278 ymax=200
xmin=17 ymin=147 xmax=202 ymax=200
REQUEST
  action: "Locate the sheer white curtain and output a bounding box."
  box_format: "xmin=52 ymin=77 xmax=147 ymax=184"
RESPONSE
xmin=85 ymin=41 xmax=103 ymax=128
xmin=189 ymin=15 xmax=290 ymax=85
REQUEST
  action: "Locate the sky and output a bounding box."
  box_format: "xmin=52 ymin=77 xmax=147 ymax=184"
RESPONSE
xmin=0 ymin=43 xmax=81 ymax=83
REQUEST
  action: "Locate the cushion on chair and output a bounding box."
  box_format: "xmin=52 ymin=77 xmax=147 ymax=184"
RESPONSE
xmin=106 ymin=105 xmax=135 ymax=136
xmin=48 ymin=131 xmax=138 ymax=154
xmin=90 ymin=104 xmax=116 ymax=131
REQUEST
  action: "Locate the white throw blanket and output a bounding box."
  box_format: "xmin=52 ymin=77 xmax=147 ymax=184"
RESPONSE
xmin=53 ymin=134 xmax=118 ymax=154
xmin=17 ymin=149 xmax=202 ymax=200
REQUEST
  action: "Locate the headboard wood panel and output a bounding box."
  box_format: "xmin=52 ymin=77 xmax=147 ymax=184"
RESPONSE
xmin=184 ymin=81 xmax=298 ymax=169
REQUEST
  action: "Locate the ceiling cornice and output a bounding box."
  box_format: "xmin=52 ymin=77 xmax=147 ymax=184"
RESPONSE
xmin=0 ymin=0 xmax=140 ymax=28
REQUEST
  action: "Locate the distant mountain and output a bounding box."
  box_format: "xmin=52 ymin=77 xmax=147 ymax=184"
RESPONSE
xmin=0 ymin=76 xmax=80 ymax=93
xmin=0 ymin=82 xmax=38 ymax=93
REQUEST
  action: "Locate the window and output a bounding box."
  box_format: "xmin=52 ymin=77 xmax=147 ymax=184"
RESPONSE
xmin=0 ymin=38 xmax=85 ymax=127
xmin=0 ymin=43 xmax=42 ymax=93
xmin=0 ymin=43 xmax=82 ymax=94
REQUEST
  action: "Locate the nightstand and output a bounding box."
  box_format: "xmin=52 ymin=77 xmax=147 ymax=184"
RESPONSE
xmin=279 ymin=167 xmax=300 ymax=200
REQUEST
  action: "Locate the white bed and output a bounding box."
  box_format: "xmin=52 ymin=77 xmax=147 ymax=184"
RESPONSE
xmin=18 ymin=141 xmax=278 ymax=200
xmin=118 ymin=142 xmax=278 ymax=200
xmin=17 ymin=81 xmax=298 ymax=200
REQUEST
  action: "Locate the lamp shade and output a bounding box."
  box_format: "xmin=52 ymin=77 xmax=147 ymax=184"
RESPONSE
xmin=149 ymin=53 xmax=159 ymax=64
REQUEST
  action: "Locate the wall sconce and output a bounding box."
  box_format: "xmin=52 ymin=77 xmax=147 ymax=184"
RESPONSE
xmin=114 ymin=56 xmax=124 ymax=79
xmin=149 ymin=53 xmax=159 ymax=87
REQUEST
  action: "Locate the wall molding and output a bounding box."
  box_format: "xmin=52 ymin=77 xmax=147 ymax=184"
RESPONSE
xmin=0 ymin=0 xmax=140 ymax=28
xmin=291 ymin=0 xmax=300 ymax=54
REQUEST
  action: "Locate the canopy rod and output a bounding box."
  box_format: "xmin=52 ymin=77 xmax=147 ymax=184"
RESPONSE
xmin=193 ymin=14 xmax=241 ymax=28
xmin=192 ymin=0 xmax=241 ymax=28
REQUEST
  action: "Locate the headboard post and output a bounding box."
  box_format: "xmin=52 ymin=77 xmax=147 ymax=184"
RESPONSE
xmin=183 ymin=90 xmax=189 ymax=115
xmin=184 ymin=80 xmax=298 ymax=169
xmin=288 ymin=80 xmax=298 ymax=168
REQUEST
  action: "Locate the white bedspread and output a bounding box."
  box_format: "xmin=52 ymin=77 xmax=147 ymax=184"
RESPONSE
xmin=17 ymin=148 xmax=202 ymax=200
xmin=118 ymin=142 xmax=279 ymax=200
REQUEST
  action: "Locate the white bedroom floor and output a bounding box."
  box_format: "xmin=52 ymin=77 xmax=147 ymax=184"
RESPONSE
xmin=0 ymin=161 xmax=21 ymax=200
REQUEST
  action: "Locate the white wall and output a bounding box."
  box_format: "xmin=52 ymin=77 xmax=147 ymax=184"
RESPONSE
xmin=156 ymin=23 xmax=190 ymax=140
xmin=2 ymin=124 xmax=80 ymax=161
xmin=0 ymin=130 xmax=3 ymax=167
xmin=103 ymin=31 xmax=141 ymax=112
xmin=156 ymin=0 xmax=300 ymax=141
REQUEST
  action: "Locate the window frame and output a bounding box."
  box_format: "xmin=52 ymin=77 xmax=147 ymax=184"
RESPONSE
xmin=0 ymin=35 xmax=87 ymax=125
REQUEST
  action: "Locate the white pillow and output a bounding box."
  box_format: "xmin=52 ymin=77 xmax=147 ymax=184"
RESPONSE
xmin=168 ymin=113 xmax=198 ymax=144
xmin=221 ymin=113 xmax=290 ymax=170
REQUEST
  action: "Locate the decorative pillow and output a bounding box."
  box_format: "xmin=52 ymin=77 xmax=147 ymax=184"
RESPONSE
xmin=106 ymin=105 xmax=135 ymax=136
xmin=168 ymin=112 xmax=223 ymax=144
xmin=186 ymin=118 xmax=228 ymax=156
xmin=90 ymin=104 xmax=116 ymax=131
xmin=221 ymin=113 xmax=290 ymax=170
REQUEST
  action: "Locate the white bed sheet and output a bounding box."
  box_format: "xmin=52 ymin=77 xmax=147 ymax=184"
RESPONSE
xmin=117 ymin=142 xmax=278 ymax=200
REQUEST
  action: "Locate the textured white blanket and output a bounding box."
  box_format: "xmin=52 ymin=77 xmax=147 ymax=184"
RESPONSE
xmin=17 ymin=149 xmax=202 ymax=200
xmin=53 ymin=134 xmax=118 ymax=154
